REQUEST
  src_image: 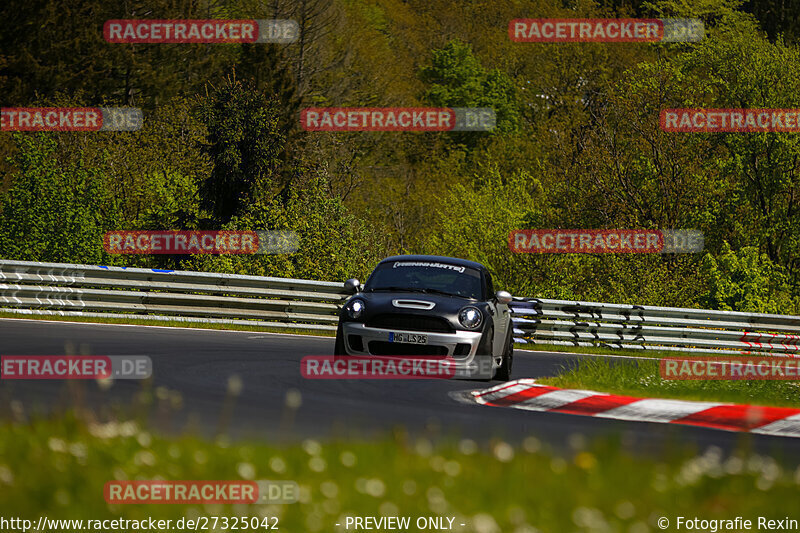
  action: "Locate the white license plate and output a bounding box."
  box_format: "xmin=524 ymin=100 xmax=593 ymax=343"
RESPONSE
xmin=389 ymin=332 xmax=428 ymax=344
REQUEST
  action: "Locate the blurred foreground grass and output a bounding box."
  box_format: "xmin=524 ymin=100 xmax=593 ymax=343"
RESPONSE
xmin=540 ymin=359 xmax=800 ymax=408
xmin=1 ymin=411 xmax=800 ymax=533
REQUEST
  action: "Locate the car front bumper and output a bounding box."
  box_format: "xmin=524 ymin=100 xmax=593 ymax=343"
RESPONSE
xmin=340 ymin=322 xmax=495 ymax=378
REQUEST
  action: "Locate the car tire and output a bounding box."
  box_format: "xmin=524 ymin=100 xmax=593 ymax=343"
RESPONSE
xmin=473 ymin=325 xmax=495 ymax=381
xmin=334 ymin=323 xmax=346 ymax=355
xmin=494 ymin=330 xmax=514 ymax=382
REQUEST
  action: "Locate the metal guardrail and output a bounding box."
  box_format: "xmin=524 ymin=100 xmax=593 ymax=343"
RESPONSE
xmin=1 ymin=259 xmax=799 ymax=356
xmin=510 ymin=298 xmax=800 ymax=356
xmin=0 ymin=259 xmax=347 ymax=332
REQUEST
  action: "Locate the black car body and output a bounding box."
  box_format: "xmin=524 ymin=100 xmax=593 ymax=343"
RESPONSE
xmin=334 ymin=255 xmax=514 ymax=380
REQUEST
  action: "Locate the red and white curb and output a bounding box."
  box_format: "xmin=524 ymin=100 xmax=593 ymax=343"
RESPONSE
xmin=470 ymin=379 xmax=800 ymax=437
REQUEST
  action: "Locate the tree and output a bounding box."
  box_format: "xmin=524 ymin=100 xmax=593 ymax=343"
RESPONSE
xmin=0 ymin=0 xmax=238 ymax=107
xmin=419 ymin=39 xmax=521 ymax=140
xmin=681 ymin=15 xmax=800 ymax=281
xmin=0 ymin=135 xmax=116 ymax=263
xmin=184 ymin=172 xmax=385 ymax=282
xmin=700 ymin=242 xmax=799 ymax=314
xmin=197 ymin=76 xmax=286 ymax=226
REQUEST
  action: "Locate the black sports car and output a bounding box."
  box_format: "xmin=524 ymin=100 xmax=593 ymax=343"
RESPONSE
xmin=334 ymin=255 xmax=514 ymax=380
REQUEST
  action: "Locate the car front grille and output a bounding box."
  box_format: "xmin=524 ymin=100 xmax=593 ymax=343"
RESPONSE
xmin=367 ymin=341 xmax=449 ymax=356
xmin=365 ymin=313 xmax=455 ymax=333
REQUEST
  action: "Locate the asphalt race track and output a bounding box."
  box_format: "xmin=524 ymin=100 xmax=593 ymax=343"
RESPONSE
xmin=2 ymin=318 xmax=799 ymax=459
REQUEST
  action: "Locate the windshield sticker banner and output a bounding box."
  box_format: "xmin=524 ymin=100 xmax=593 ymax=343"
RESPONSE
xmin=392 ymin=262 xmax=466 ymax=273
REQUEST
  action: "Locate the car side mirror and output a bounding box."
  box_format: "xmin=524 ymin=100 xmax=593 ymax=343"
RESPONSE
xmin=495 ymin=290 xmax=512 ymax=305
xmin=344 ymin=278 xmax=361 ymax=294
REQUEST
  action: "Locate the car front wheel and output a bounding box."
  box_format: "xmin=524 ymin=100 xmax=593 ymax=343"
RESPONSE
xmin=494 ymin=330 xmax=514 ymax=382
xmin=334 ymin=323 xmax=346 ymax=355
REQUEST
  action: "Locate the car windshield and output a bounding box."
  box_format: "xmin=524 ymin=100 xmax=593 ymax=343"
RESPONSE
xmin=365 ymin=260 xmax=483 ymax=299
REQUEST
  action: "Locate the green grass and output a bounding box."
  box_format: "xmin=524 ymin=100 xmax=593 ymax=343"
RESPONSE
xmin=0 ymin=311 xmax=336 ymax=337
xmin=2 ymin=412 xmax=800 ymax=533
xmin=540 ymin=359 xmax=800 ymax=408
xmin=518 ymin=342 xmax=710 ymax=360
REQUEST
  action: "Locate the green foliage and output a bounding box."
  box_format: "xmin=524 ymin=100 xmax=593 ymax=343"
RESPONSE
xmin=679 ymin=18 xmax=800 ymax=273
xmin=235 ymin=44 xmax=302 ymax=144
xmin=742 ymin=0 xmax=800 ymax=45
xmin=198 ymin=76 xmax=287 ymax=226
xmin=418 ymin=153 xmax=702 ymax=307
xmin=1 ymin=0 xmax=800 ymax=314
xmin=642 ymin=0 xmax=745 ymax=21
xmin=419 ymin=161 xmax=545 ymax=293
xmin=699 ymin=243 xmax=799 ymax=314
xmin=184 ymin=173 xmax=384 ymax=282
xmin=419 ymin=39 xmax=521 ymax=136
xmin=0 ymin=135 xmax=115 ymax=263
xmin=0 ymin=0 xmax=238 ymax=107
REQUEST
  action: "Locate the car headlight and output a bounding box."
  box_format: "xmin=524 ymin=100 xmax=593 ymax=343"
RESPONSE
xmin=458 ymin=306 xmax=482 ymax=329
xmin=346 ymin=299 xmax=366 ymax=319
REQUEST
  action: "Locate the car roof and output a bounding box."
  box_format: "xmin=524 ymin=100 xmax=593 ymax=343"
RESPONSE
xmin=378 ymin=255 xmax=489 ymax=273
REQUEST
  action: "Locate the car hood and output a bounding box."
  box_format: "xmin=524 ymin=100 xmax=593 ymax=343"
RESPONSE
xmin=347 ymin=291 xmax=483 ymax=320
